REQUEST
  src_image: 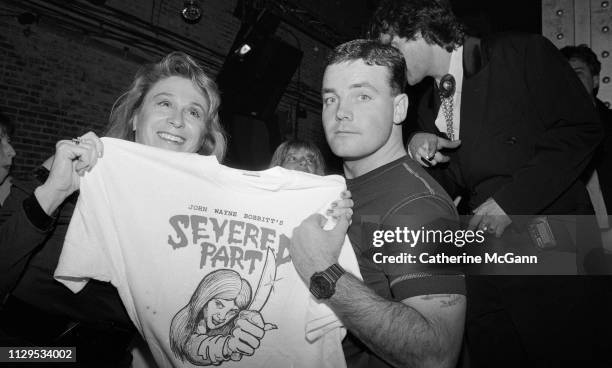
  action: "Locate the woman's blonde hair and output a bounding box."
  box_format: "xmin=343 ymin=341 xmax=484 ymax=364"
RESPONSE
xmin=105 ymin=51 xmax=226 ymax=161
xmin=269 ymin=139 xmax=326 ymax=175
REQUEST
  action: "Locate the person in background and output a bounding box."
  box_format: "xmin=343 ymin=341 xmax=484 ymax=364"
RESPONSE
xmin=561 ymin=45 xmax=612 ymax=228
xmin=368 ymin=0 xmax=609 ymax=366
xmin=0 ymin=112 xmax=16 ymax=206
xmin=269 ymin=139 xmax=326 ymax=175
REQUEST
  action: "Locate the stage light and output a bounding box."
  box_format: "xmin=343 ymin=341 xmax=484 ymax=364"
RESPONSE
xmin=235 ymin=43 xmax=252 ymax=56
xmin=181 ymin=0 xmax=202 ymax=24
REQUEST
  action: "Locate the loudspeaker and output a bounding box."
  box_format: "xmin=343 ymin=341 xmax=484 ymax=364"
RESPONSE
xmin=223 ymin=114 xmax=281 ymax=171
xmin=217 ymin=11 xmax=303 ymax=122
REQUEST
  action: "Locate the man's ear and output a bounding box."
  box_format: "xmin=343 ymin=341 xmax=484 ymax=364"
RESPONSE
xmin=393 ymin=93 xmax=409 ymax=125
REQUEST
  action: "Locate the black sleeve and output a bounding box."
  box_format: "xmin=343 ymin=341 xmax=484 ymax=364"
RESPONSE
xmin=493 ymin=35 xmax=603 ymax=215
xmin=0 ymin=188 xmax=54 ymax=299
xmin=359 ymin=195 xmax=466 ymax=302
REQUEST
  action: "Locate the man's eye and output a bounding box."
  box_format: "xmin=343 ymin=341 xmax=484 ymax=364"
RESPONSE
xmin=358 ymin=94 xmax=372 ymax=101
xmin=323 ymin=96 xmax=336 ymax=105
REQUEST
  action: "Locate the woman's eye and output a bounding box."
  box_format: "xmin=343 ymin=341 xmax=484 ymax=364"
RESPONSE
xmin=158 ymin=100 xmax=171 ymax=108
xmin=226 ymin=310 xmax=238 ymax=319
xmin=215 ymin=300 xmax=223 ymax=308
xmin=189 ymin=108 xmax=201 ymax=119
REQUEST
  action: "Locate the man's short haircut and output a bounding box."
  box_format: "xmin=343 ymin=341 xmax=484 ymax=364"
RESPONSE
xmin=368 ymin=0 xmax=465 ymax=52
xmin=326 ymin=39 xmax=407 ymax=95
xmin=560 ymin=44 xmax=601 ymax=76
xmin=0 ymin=112 xmax=14 ymax=138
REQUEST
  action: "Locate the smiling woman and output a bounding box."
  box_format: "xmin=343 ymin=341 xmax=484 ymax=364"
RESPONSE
xmin=133 ymin=77 xmax=210 ymax=152
xmin=0 ymin=51 xmax=227 ymax=367
xmin=106 ymin=52 xmax=226 ymax=159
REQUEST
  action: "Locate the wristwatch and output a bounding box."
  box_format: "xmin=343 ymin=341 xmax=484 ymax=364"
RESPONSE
xmin=309 ymin=264 xmax=345 ymax=299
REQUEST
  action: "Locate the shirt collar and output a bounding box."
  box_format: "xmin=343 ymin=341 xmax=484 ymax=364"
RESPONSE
xmin=448 ymin=46 xmax=464 ymax=92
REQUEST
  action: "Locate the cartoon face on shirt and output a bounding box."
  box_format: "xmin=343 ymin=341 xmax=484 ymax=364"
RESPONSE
xmin=206 ymin=298 xmax=239 ymax=330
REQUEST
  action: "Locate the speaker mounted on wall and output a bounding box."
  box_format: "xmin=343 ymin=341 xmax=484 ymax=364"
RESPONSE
xmin=217 ymin=9 xmax=303 ymax=122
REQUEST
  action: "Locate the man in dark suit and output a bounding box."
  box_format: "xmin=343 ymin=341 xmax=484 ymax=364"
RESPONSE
xmin=369 ymin=1 xmax=610 ymax=367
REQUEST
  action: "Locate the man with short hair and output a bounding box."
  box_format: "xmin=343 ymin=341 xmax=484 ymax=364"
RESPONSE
xmin=561 ymin=44 xmax=612 ymax=216
xmin=0 ymin=112 xmax=16 ymax=206
xmin=290 ymin=39 xmax=466 ymax=368
xmin=368 ymin=0 xmax=609 ymax=367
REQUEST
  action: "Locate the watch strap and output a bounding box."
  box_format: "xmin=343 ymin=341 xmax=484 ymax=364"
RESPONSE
xmin=325 ymin=263 xmax=345 ymax=282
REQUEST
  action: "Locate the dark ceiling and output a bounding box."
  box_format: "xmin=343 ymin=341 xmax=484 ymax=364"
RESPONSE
xmin=295 ymin=0 xmax=542 ymax=42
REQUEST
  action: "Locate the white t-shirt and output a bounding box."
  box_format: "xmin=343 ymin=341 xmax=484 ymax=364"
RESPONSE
xmin=55 ymin=138 xmax=359 ymax=368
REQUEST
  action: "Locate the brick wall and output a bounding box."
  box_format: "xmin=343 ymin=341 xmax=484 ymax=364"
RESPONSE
xmin=0 ymin=0 xmax=335 ymax=178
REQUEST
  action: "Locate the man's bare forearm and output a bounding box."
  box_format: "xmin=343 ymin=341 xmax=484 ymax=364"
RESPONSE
xmin=328 ymin=273 xmax=463 ymax=368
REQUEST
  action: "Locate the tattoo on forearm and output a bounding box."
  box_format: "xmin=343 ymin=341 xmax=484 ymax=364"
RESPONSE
xmin=420 ymin=294 xmax=463 ymax=308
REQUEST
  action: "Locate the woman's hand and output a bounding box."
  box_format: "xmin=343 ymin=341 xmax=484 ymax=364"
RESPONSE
xmin=35 ymin=132 xmax=104 ymax=214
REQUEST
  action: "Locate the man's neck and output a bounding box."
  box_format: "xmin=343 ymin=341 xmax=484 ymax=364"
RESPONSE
xmin=343 ymin=139 xmax=406 ymax=179
xmin=432 ymin=46 xmax=453 ymax=84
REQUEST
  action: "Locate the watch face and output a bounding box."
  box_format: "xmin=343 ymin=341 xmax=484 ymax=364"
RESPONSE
xmin=311 ymin=274 xmax=333 ymax=299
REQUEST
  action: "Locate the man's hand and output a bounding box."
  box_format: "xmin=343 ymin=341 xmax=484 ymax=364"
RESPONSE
xmin=408 ymin=133 xmax=461 ymax=167
xmin=35 ymin=132 xmax=103 ymax=214
xmin=468 ymin=198 xmax=512 ymax=237
xmin=289 ymin=213 xmax=350 ymax=282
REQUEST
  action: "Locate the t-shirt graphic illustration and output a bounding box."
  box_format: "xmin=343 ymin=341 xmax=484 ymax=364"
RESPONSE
xmin=169 ymin=250 xmax=277 ymax=366
xmin=55 ymin=138 xmax=359 ymax=368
